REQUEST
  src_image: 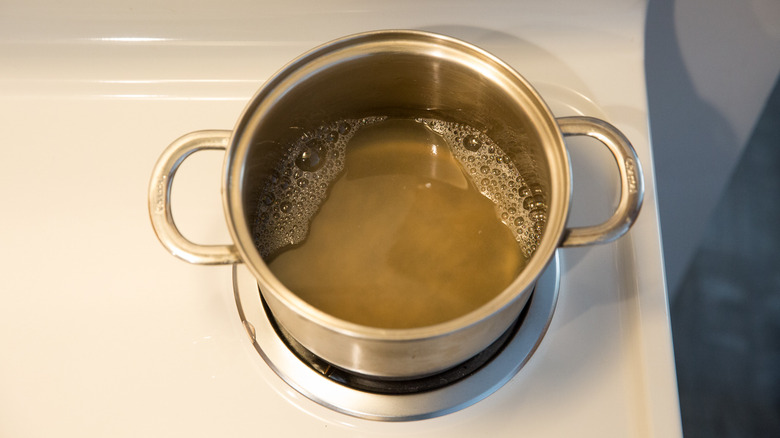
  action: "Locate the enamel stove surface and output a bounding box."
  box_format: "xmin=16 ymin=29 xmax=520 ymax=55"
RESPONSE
xmin=0 ymin=1 xmax=681 ymax=436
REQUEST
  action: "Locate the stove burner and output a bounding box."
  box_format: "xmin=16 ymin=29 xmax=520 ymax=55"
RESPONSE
xmin=263 ymin=296 xmax=528 ymax=395
xmin=232 ymin=253 xmax=559 ymax=421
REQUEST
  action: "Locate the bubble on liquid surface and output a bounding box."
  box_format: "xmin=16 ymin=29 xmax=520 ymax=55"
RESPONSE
xmin=462 ymin=134 xmax=482 ymax=152
xmin=524 ymin=194 xmax=546 ymax=213
xmin=295 ymin=141 xmax=326 ymax=172
xmin=323 ymin=130 xmax=338 ymax=143
xmin=529 ymin=208 xmax=547 ymax=223
xmin=519 ymin=186 xmax=531 ymax=197
xmin=337 ymin=121 xmax=351 ymax=135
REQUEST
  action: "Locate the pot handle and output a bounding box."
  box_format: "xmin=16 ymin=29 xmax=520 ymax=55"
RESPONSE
xmin=148 ymin=130 xmax=242 ymax=265
xmin=557 ymin=116 xmax=644 ymax=247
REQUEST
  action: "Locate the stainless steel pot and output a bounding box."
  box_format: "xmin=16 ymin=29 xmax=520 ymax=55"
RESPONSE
xmin=148 ymin=30 xmax=643 ymax=378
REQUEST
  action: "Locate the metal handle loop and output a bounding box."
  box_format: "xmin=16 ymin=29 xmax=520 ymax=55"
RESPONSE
xmin=557 ymin=116 xmax=644 ymax=247
xmin=148 ymin=130 xmax=242 ymax=264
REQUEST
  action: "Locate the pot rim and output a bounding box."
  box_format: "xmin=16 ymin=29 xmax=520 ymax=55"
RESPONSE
xmin=223 ymin=29 xmax=571 ymax=342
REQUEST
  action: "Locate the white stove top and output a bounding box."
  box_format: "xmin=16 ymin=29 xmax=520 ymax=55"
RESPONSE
xmin=0 ymin=1 xmax=681 ymax=436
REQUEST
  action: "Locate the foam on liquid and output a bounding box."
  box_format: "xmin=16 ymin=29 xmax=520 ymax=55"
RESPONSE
xmin=253 ymin=118 xmax=547 ymax=329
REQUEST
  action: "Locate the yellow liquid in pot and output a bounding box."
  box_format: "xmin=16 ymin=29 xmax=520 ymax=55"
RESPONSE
xmin=265 ymin=119 xmax=527 ymax=329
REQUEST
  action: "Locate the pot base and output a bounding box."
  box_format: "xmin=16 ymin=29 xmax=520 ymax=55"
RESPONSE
xmin=233 ymin=253 xmax=560 ymax=421
xmin=268 ymin=297 xmax=525 ymax=394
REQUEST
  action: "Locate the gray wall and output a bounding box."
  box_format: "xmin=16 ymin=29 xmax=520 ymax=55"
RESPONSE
xmin=645 ymin=0 xmax=780 ymax=295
